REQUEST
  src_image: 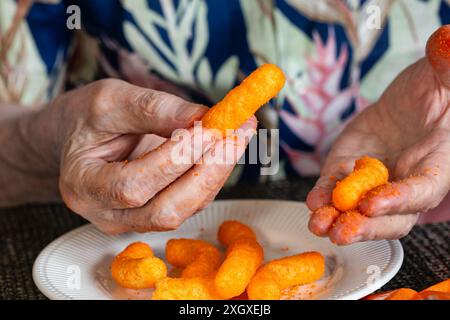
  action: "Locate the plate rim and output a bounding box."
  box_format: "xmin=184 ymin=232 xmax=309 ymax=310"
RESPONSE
xmin=32 ymin=199 xmax=404 ymax=300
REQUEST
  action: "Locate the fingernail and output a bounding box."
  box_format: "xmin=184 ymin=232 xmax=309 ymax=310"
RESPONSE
xmin=176 ymin=104 xmax=207 ymax=121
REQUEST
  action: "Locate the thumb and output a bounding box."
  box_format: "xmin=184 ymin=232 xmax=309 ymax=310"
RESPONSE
xmin=426 ymin=25 xmax=450 ymax=87
xmin=90 ymin=79 xmax=208 ymax=137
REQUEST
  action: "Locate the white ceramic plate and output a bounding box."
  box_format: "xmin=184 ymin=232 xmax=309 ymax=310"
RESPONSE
xmin=33 ymin=200 xmax=403 ymax=300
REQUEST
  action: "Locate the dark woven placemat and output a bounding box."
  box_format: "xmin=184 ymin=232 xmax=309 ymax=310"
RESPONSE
xmin=0 ymin=179 xmax=449 ymax=299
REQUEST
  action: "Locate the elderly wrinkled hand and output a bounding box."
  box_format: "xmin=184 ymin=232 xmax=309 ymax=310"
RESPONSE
xmin=48 ymin=79 xmax=256 ymax=234
xmin=307 ymin=25 xmax=450 ymax=245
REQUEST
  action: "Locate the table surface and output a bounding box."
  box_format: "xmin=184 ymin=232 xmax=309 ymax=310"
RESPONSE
xmin=0 ymin=178 xmax=449 ymax=300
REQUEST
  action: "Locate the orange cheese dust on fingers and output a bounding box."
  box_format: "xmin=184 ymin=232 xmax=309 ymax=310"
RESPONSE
xmin=247 ymin=252 xmax=325 ymax=300
xmin=202 ymin=64 xmax=285 ymax=136
xmin=328 ymin=210 xmax=367 ymax=245
xmin=332 ymin=156 xmax=389 ymax=212
xmin=357 ymin=183 xmax=400 ymax=216
xmin=308 ymin=205 xmax=341 ymax=237
xmin=165 ymin=239 xmax=223 ymax=278
xmin=111 ymin=242 xmax=167 ymax=289
xmin=426 ymin=25 xmax=450 ymax=87
xmin=214 ymin=221 xmax=264 ymax=299
xmin=152 ymin=277 xmax=223 ymax=300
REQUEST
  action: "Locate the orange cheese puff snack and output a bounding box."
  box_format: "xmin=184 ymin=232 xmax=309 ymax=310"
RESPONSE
xmin=214 ymin=237 xmax=264 ymax=299
xmin=111 ymin=242 xmax=167 ymax=289
xmin=332 ymin=156 xmax=389 ymax=211
xmin=116 ymin=241 xmax=154 ymax=258
xmin=165 ymin=239 xmax=223 ymax=278
xmin=364 ymin=288 xmax=418 ymax=300
xmin=308 ymin=205 xmax=341 ymax=237
xmin=247 ymin=252 xmax=325 ymax=300
xmin=386 ymin=288 xmax=418 ymax=300
xmin=202 ymin=64 xmax=285 ymax=136
xmin=421 ymin=278 xmax=450 ymax=293
xmin=362 ymin=291 xmax=392 ymax=300
xmin=364 ymin=279 xmax=450 ymax=300
xmin=415 ymin=291 xmax=450 ymax=300
xmin=218 ymin=220 xmax=257 ymax=246
xmin=231 ymin=292 xmax=249 ymax=300
xmin=247 ymin=276 xmax=281 ymax=300
xmin=182 ymin=249 xmax=223 ymax=278
xmin=152 ymin=277 xmax=223 ymax=300
xmin=414 ymin=279 xmax=450 ymax=300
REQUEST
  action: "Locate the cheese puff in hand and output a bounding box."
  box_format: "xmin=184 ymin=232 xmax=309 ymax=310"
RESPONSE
xmin=202 ymin=64 xmax=285 ymax=136
xmin=332 ymin=156 xmax=389 ymax=212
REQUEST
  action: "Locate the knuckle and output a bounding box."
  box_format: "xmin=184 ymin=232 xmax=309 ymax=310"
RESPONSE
xmin=93 ymin=78 xmax=122 ymax=93
xmin=159 ymin=219 xmax=182 ymax=231
xmin=58 ymin=171 xmax=84 ymax=213
xmin=59 ymin=178 xmax=77 ymax=209
xmin=158 ymin=216 xmax=183 ymax=231
xmin=151 ymin=203 xmax=183 ymax=231
xmin=134 ymin=90 xmax=161 ymax=117
xmin=88 ymin=79 xmax=120 ymax=117
xmin=115 ymin=190 xmax=146 ymax=208
xmin=59 ymin=160 xmax=102 ymax=212
xmin=199 ymin=174 xmax=220 ymax=193
xmin=154 ymin=161 xmax=181 ymax=179
xmin=114 ymin=177 xmax=148 ymax=208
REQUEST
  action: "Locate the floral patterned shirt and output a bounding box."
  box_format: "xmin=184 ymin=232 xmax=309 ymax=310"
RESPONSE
xmin=1 ymin=0 xmax=449 ymax=183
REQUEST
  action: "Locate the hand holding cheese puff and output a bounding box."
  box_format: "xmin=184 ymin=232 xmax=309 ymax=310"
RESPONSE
xmin=307 ymin=26 xmax=450 ymax=244
xmin=111 ymin=242 xmax=167 ymax=289
xmin=307 ymin=156 xmax=410 ymax=245
xmin=247 ymin=252 xmax=325 ymax=300
xmin=214 ymin=221 xmax=263 ymax=299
